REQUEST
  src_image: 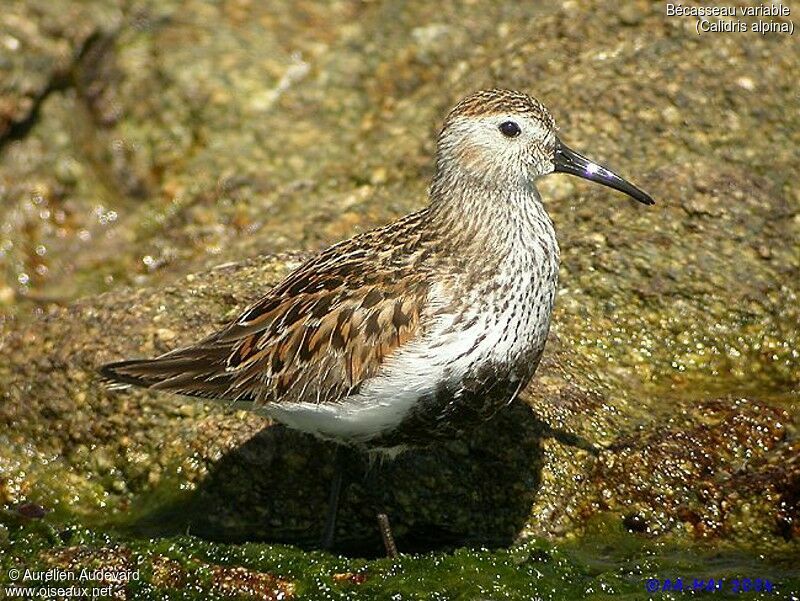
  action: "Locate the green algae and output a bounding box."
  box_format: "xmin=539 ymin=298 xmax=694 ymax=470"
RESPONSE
xmin=2 ymin=517 xmax=799 ymax=600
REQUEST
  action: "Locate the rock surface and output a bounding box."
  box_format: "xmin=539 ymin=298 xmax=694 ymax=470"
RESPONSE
xmin=0 ymin=0 xmax=798 ymax=597
xmin=1 ymin=246 xmax=797 ymax=553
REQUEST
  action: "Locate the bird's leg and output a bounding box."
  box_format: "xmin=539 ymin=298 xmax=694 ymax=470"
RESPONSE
xmin=376 ymin=512 xmax=398 ymax=558
xmin=368 ymin=452 xmax=399 ymax=557
xmin=321 ymin=445 xmax=347 ymax=550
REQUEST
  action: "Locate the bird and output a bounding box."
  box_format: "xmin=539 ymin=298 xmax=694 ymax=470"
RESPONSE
xmin=100 ymin=89 xmax=655 ymax=550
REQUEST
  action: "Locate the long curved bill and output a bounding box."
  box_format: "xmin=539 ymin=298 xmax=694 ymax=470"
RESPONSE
xmin=553 ymin=138 xmax=655 ymax=206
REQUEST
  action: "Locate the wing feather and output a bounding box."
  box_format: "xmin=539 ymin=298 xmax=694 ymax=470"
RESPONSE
xmin=100 ymin=216 xmax=433 ymax=407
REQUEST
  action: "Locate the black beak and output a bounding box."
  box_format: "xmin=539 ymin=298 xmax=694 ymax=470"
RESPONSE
xmin=553 ymin=138 xmax=655 ymax=206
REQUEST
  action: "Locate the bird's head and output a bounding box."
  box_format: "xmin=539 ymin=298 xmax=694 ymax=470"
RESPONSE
xmin=435 ymin=89 xmax=654 ymax=206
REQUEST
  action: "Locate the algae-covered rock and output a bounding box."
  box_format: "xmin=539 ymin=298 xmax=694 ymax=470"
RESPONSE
xmin=1 ymin=253 xmax=546 ymax=554
xmin=0 ymin=0 xmax=798 ymax=597
xmin=0 ymin=1 xmax=122 ymax=140
xmin=0 ymin=247 xmax=796 ymax=554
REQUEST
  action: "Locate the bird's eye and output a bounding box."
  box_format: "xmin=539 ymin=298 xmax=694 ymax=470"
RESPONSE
xmin=498 ymin=121 xmax=521 ymax=138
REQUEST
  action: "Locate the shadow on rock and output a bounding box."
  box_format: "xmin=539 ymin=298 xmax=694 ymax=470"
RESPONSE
xmin=127 ymin=400 xmax=544 ymax=557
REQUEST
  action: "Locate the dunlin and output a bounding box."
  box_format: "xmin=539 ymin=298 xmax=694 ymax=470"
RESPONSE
xmin=101 ymin=89 xmax=654 ymax=549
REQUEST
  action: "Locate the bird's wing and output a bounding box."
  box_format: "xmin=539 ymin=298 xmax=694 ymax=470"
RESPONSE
xmin=100 ymin=235 xmax=431 ymax=406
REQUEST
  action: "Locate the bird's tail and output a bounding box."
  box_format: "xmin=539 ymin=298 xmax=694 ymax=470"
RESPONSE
xmin=98 ymin=345 xmax=238 ymax=400
xmin=99 ymin=357 xmax=180 ymax=389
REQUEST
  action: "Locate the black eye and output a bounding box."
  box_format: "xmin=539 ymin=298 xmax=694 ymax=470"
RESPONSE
xmin=498 ymin=121 xmax=521 ymax=138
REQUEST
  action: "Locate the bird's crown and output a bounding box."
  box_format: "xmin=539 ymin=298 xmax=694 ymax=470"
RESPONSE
xmin=445 ymin=89 xmax=555 ymax=129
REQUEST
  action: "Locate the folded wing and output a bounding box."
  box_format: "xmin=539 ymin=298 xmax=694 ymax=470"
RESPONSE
xmin=100 ymin=238 xmax=430 ymax=407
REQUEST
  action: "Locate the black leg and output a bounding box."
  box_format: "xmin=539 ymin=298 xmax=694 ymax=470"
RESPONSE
xmin=377 ymin=512 xmax=398 ymax=558
xmin=321 ymin=446 xmax=346 ymax=550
